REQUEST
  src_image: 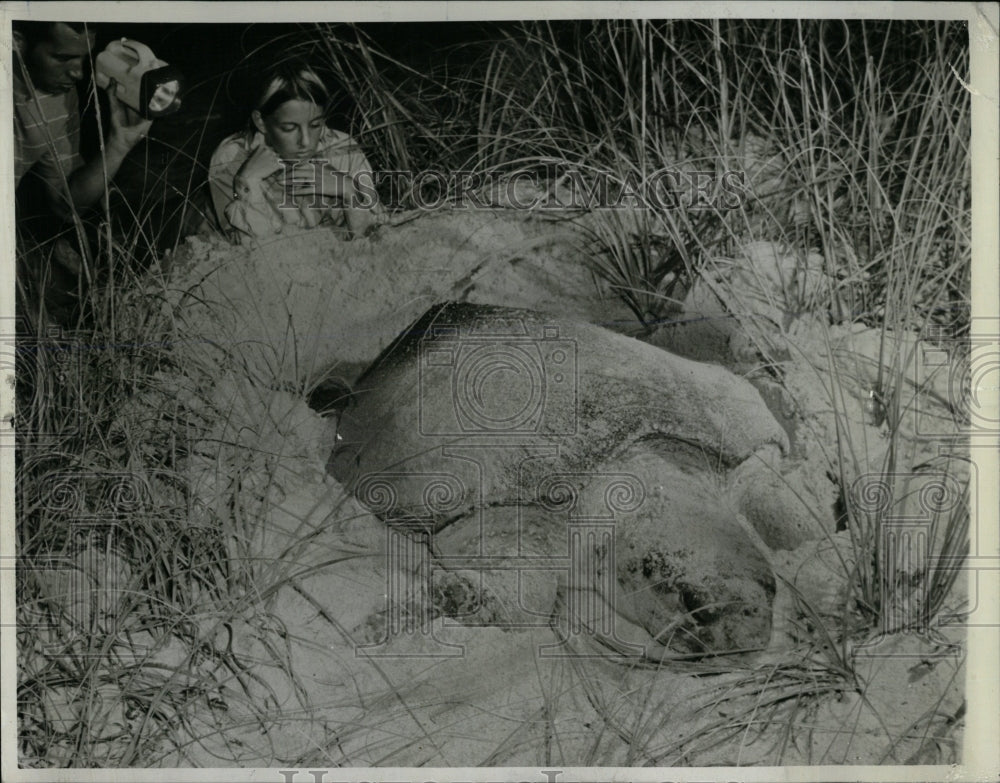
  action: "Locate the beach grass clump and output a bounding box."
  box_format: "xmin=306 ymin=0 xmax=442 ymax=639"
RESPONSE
xmin=293 ymin=19 xmax=969 ymax=333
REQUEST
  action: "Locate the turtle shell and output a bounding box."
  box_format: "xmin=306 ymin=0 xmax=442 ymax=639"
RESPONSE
xmin=328 ymin=302 xmax=789 ymax=660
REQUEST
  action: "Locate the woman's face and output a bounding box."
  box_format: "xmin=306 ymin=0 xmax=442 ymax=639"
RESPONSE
xmin=253 ymin=98 xmax=325 ymax=160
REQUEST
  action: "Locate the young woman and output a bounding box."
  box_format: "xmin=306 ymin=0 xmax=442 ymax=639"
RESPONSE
xmin=208 ymin=61 xmax=381 ymax=242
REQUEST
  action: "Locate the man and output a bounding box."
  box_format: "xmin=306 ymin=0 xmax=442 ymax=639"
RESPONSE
xmin=12 ymin=21 xmax=152 ymax=323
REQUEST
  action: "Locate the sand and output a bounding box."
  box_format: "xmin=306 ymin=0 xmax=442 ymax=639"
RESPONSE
xmin=162 ymin=208 xmax=635 ymax=389
xmin=35 ymin=208 xmax=968 ymax=767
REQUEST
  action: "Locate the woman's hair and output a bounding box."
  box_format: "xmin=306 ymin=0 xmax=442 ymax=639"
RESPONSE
xmin=252 ymin=60 xmax=331 ymax=119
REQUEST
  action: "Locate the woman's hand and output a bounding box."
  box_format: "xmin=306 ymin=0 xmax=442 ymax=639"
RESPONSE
xmin=345 ymin=205 xmax=379 ymax=239
xmin=237 ymin=144 xmax=284 ymax=186
xmin=286 ymin=163 xmax=382 ymax=238
xmin=284 ymin=162 xmax=355 ymax=207
xmin=105 ymin=79 xmax=153 ymax=153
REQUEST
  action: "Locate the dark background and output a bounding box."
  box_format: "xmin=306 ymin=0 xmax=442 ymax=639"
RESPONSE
xmin=68 ymin=21 xmax=502 ymax=246
xmin=81 ymin=22 xmax=498 ymax=171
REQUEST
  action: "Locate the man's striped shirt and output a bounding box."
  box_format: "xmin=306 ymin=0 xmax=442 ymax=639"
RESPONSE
xmin=13 ymin=74 xmax=83 ymax=193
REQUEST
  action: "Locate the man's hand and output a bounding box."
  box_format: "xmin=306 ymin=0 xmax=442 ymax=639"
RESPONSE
xmin=59 ymin=79 xmax=153 ymax=212
xmin=52 ymin=236 xmax=83 ymax=276
xmin=105 ymin=80 xmax=153 ymax=153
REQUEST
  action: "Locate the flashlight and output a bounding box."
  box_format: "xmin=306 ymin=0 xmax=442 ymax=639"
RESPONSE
xmin=95 ymin=39 xmax=183 ymax=119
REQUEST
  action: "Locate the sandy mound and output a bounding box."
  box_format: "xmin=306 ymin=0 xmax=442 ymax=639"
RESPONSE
xmin=151 ymin=353 xmax=964 ymax=766
xmin=162 ymin=209 xmax=634 ymax=388
xmin=63 ymin=227 xmax=963 ymax=767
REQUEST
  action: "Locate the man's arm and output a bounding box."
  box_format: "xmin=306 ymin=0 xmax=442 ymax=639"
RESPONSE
xmin=54 ymin=84 xmax=152 ymax=216
xmin=61 ymin=136 xmax=133 ymax=213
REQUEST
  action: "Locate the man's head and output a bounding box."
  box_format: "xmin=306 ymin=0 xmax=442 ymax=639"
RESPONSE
xmin=13 ymin=21 xmax=96 ymax=95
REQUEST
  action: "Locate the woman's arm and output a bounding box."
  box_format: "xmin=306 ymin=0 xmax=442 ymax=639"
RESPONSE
xmin=285 ymin=131 xmax=384 ymax=238
xmin=208 ymin=137 xmax=284 ymax=241
xmin=339 ymin=137 xmax=386 ymax=235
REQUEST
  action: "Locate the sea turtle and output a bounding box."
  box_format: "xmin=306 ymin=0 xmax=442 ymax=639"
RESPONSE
xmin=328 ymin=302 xmax=793 ymax=662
